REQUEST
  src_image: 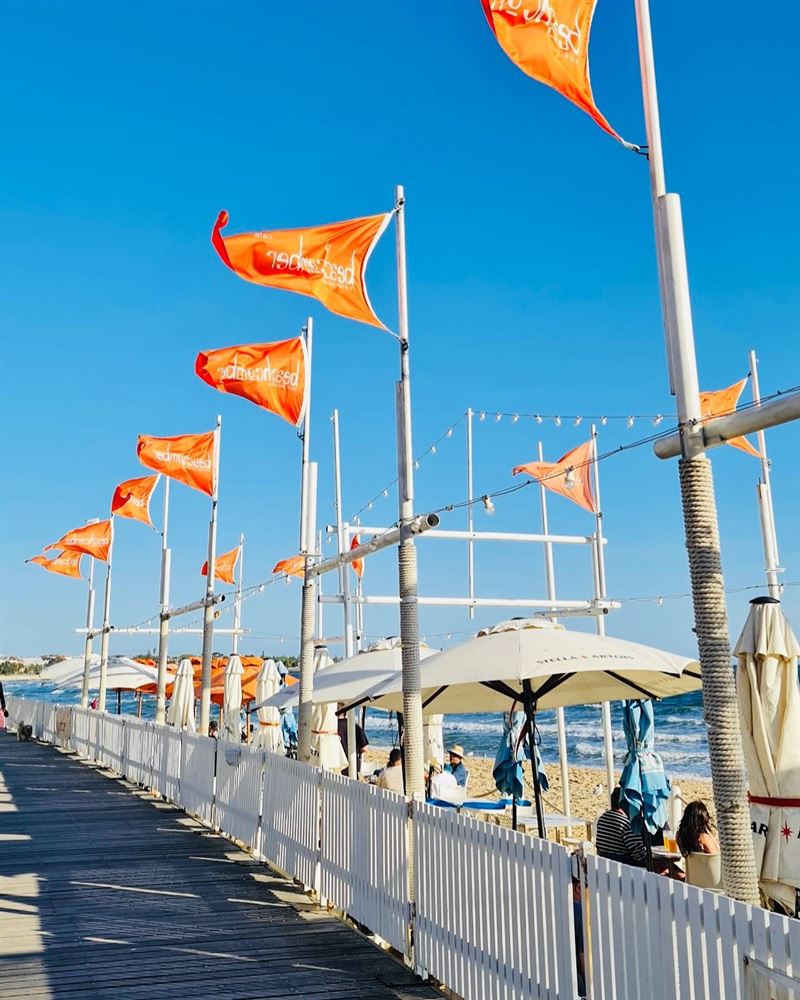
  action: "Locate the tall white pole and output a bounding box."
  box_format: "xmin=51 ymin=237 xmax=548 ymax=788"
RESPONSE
xmin=394 ymin=184 xmax=425 ymax=798
xmin=80 ymin=557 xmax=96 ymax=709
xmin=749 ymin=350 xmax=782 ymax=599
xmin=155 ymin=477 xmax=171 ymax=724
xmin=232 ymin=533 xmax=244 ymax=654
xmin=198 ymin=415 xmax=222 ymax=736
xmin=466 ymin=408 xmax=475 ymax=620
xmin=297 ymin=318 xmax=316 ymax=762
xmin=635 ymin=0 xmax=759 ymax=903
xmin=97 ymin=518 xmax=115 ymax=713
xmin=537 ymin=442 xmax=571 ymax=819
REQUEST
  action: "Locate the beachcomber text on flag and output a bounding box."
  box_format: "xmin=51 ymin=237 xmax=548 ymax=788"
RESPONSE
xmin=195 ymin=337 xmax=308 ymax=426
xmin=512 ymin=439 xmax=596 ymax=513
xmin=111 ymin=474 xmax=160 ymax=527
xmin=202 ymin=545 xmax=240 ymax=585
xmin=44 ymin=518 xmax=113 ymax=561
xmin=481 ymin=0 xmax=629 ymax=145
xmin=211 ymin=210 xmax=391 ymax=329
xmin=272 ymin=555 xmax=305 ymax=579
xmin=137 ymin=431 xmax=215 ymax=497
xmin=700 ymin=380 xmax=761 ymax=458
xmin=28 ymin=549 xmax=84 ymax=580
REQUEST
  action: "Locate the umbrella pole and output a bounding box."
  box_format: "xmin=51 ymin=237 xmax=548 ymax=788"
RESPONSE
xmin=116 ymin=690 xmax=121 ymax=715
xmin=642 ymin=805 xmax=654 ymax=872
xmin=512 ymin=795 xmax=518 ymax=832
xmin=523 ymin=681 xmax=546 ymax=840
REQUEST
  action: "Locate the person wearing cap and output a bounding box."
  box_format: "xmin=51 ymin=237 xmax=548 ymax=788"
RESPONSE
xmin=447 ymin=745 xmax=469 ymax=788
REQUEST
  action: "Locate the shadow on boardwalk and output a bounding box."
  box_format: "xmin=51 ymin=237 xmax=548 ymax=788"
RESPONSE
xmin=0 ymin=735 xmax=437 ymax=999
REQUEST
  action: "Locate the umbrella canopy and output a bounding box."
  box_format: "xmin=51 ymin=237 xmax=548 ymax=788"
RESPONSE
xmin=619 ymin=700 xmax=670 ymax=836
xmin=40 ymin=655 xmax=100 ymax=683
xmin=492 ymin=709 xmax=548 ymax=800
xmin=350 ymin=619 xmax=702 ymax=714
xmin=423 ymin=714 xmax=444 ymax=764
xmin=735 ymin=597 xmax=800 ymax=912
xmin=308 ymin=646 xmax=347 ymax=771
xmin=253 ymin=660 xmax=283 ymax=752
xmin=55 ymin=656 xmax=162 ymax=692
xmin=220 ymin=655 xmax=243 ymax=742
xmin=166 ymin=658 xmax=195 ymax=731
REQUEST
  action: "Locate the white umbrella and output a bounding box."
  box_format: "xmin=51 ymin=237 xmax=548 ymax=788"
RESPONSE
xmin=55 ymin=656 xmax=161 ymax=692
xmin=735 ymin=597 xmax=800 ymax=912
xmin=40 ymin=655 xmax=100 ymax=684
xmin=423 ymin=714 xmax=444 ymax=763
xmin=166 ymin=658 xmax=195 ymax=731
xmin=252 ymin=659 xmax=283 ymax=752
xmin=220 ymin=655 xmax=243 ymax=742
xmin=308 ymin=646 xmax=347 ymax=771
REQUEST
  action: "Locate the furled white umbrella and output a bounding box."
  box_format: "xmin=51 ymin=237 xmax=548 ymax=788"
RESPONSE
xmin=735 ymin=597 xmax=800 ymax=912
xmin=423 ymin=714 xmax=444 ymax=763
xmin=252 ymin=659 xmax=283 ymax=752
xmin=166 ymin=658 xmax=195 ymax=731
xmin=55 ymin=656 xmax=161 ymax=692
xmin=308 ymin=646 xmax=347 ymax=771
xmin=220 ymin=655 xmax=243 ymax=742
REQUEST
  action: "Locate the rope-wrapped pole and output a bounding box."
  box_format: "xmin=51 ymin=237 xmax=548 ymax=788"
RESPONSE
xmin=297 ymin=574 xmax=317 ymax=762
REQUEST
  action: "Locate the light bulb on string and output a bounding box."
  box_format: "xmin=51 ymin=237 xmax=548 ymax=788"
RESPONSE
xmin=414 ymin=460 xmax=420 ymax=470
xmin=495 ymin=413 xmax=502 ymax=422
xmin=512 ymin=414 xmax=519 ymax=423
xmin=258 ymin=584 xmax=264 ymax=593
xmin=653 ymin=415 xmax=663 ymax=426
xmin=479 ymin=411 xmax=486 ymax=421
xmin=535 ymin=415 xmax=543 ymax=424
xmin=383 ymin=489 xmax=389 ymax=497
xmin=564 ymin=468 xmax=576 ymax=491
xmin=657 ymin=596 xmax=664 ymax=607
xmin=431 ymin=445 xmax=437 ymax=454
xmin=574 ymin=416 xmax=582 ymax=427
xmin=368 ymin=501 xmax=373 ymax=510
xmin=446 ymin=427 xmax=453 ymax=437
xmin=601 ymin=416 xmax=608 ymax=426
xmin=482 ymin=495 xmax=496 ymax=516
xmin=555 ymin=416 xmax=562 ymax=427
xmin=627 ymin=416 xmax=634 ymax=428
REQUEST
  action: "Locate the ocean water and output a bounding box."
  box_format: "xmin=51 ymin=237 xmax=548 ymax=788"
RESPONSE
xmin=2 ymin=680 xmax=710 ymax=778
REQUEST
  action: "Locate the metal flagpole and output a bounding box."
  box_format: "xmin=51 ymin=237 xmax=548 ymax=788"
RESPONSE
xmin=80 ymin=556 xmax=96 ymax=709
xmin=297 ymin=318 xmax=316 ymax=762
xmin=97 ymin=517 xmax=115 ymax=713
xmin=537 ymin=442 xmax=571 ymax=819
xmin=635 ymin=0 xmax=759 ymax=903
xmin=232 ymin=533 xmax=244 ymax=654
xmin=198 ymin=414 xmax=222 ymax=736
xmin=394 ymin=184 xmax=425 ymax=798
xmin=589 ymin=426 xmax=616 ymax=800
xmin=155 ymin=477 xmax=171 ymax=724
xmin=466 ymin=407 xmax=475 ymax=620
xmin=749 ymin=350 xmax=782 ymax=599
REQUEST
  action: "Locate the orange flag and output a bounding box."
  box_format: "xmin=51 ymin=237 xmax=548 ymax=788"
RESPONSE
xmin=272 ymin=555 xmax=305 ymax=579
xmin=350 ymin=534 xmax=363 ymax=579
xmin=212 ymin=210 xmax=391 ymax=329
xmin=111 ymin=474 xmax=160 ymax=527
xmin=481 ymin=0 xmax=630 ymax=146
xmin=699 ymin=380 xmax=760 ymax=458
xmin=44 ymin=519 xmax=113 ymax=561
xmin=137 ymin=431 xmax=215 ymax=496
xmin=202 ymin=545 xmax=240 ymax=585
xmin=195 ymin=337 xmax=307 ymax=426
xmin=512 ymin=440 xmax=596 ymax=513
xmin=28 ymin=549 xmax=84 ymax=580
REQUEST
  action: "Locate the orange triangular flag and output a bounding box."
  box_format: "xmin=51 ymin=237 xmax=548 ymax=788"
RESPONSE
xmin=512 ymin=440 xmax=596 ymax=513
xmin=28 ymin=549 xmax=84 ymax=580
xmin=699 ymin=380 xmax=760 ymax=457
xmin=202 ymin=545 xmax=240 ymax=586
xmin=195 ymin=337 xmax=307 ymax=426
xmin=350 ymin=534 xmax=363 ymax=579
xmin=212 ymin=210 xmax=391 ymax=329
xmin=137 ymin=431 xmax=215 ymax=496
xmin=272 ymin=555 xmax=305 ymax=579
xmin=44 ymin=519 xmax=113 ymax=561
xmin=112 ymin=474 xmax=160 ymax=526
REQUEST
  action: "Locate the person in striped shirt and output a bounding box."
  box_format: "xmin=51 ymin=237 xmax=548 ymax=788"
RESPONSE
xmin=594 ymin=786 xmax=648 ymax=867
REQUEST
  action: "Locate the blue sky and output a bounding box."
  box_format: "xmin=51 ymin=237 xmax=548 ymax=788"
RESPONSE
xmin=1 ymin=1 xmax=798 ymax=659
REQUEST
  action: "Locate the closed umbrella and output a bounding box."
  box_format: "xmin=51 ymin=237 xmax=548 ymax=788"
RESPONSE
xmin=253 ymin=659 xmax=283 ymax=752
xmin=309 ymin=646 xmax=347 ymax=771
xmin=619 ymin=700 xmax=670 ymax=835
xmin=166 ymin=659 xmax=195 ymax=731
xmin=493 ymin=709 xmax=548 ymax=829
xmin=423 ymin=714 xmax=444 ymax=764
xmin=735 ymin=596 xmax=800 ymax=913
xmin=221 ymin=655 xmax=243 ymax=742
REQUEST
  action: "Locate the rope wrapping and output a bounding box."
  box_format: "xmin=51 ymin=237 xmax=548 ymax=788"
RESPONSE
xmin=296 ymin=576 xmax=316 ymax=763
xmin=398 ymin=534 xmax=424 ymax=799
xmin=679 ymin=454 xmax=760 ymax=905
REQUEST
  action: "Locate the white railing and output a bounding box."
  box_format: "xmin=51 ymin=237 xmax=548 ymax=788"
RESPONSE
xmin=5 ymin=694 xmax=800 ymax=1000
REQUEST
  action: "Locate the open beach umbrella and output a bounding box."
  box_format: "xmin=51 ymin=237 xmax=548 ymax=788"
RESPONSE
xmin=55 ymin=656 xmax=161 ymax=692
xmin=735 ymin=596 xmax=800 ymax=913
xmin=220 ymin=655 xmax=243 ymax=742
xmin=619 ymin=699 xmax=670 ymax=839
xmin=166 ymin=658 xmax=195 ymax=731
xmin=40 ymin=655 xmax=100 ymax=684
xmin=252 ymin=659 xmax=283 ymax=752
xmin=308 ymin=646 xmax=348 ymax=771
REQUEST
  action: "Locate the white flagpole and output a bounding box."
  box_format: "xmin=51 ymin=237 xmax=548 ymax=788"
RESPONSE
xmin=394 ymin=184 xmax=425 ymax=798
xmin=198 ymin=415 xmax=222 ymax=736
xmin=232 ymin=533 xmax=244 ymax=654
xmin=537 ymin=442 xmax=571 ymax=819
xmin=97 ymin=517 xmax=115 ymax=713
xmin=80 ymin=556 xmax=96 ymax=709
xmin=466 ymin=407 xmax=475 ymax=620
xmin=297 ymin=317 xmax=316 ymax=762
xmin=155 ymin=477 xmax=171 ymax=724
xmin=749 ymin=350 xmax=782 ymax=599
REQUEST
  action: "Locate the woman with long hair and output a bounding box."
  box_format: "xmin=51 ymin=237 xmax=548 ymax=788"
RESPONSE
xmin=676 ymin=800 xmax=720 ymax=856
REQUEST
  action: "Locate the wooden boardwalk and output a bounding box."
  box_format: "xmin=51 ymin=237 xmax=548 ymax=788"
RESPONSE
xmin=0 ymin=734 xmax=438 ymax=1000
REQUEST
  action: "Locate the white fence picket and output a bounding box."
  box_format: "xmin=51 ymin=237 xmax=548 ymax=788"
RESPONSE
xmin=261 ymin=752 xmax=320 ymax=890
xmin=320 ymin=772 xmax=409 ymax=954
xmin=54 ymin=706 xmax=72 ymax=748
xmin=123 ymin=717 xmax=152 ymax=786
xmin=98 ymin=714 xmax=125 ymax=772
xmin=178 ymin=730 xmax=216 ymax=824
xmin=215 ymin=741 xmax=264 ymax=852
xmin=41 ymin=703 xmax=57 ymax=743
xmin=153 ymin=725 xmax=183 ymax=802
xmin=71 ymin=706 xmax=90 ymax=757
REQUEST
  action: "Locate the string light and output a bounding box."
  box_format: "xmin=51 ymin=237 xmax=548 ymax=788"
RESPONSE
xmin=446 ymin=428 xmax=453 ymax=437
xmin=482 ymin=495 xmax=496 ymax=516
xmin=627 ymin=416 xmax=635 ymax=428
xmin=535 ymin=415 xmax=543 ymax=424
xmin=555 ymin=416 xmax=562 ymax=427
xmin=564 ymin=468 xmax=576 ymax=490
xmin=431 ymin=445 xmax=437 ymax=454
xmin=383 ymin=489 xmax=389 ymax=498
xmin=601 ymin=416 xmax=608 ymax=425
xmin=657 ymin=596 xmax=664 ymax=606
xmin=494 ymin=413 xmax=502 ymax=422
xmin=574 ymin=416 xmax=582 ymax=426
xmin=479 ymin=411 xmax=486 ymax=421
xmin=653 ymin=415 xmax=663 ymax=426
xmin=512 ymin=414 xmax=519 ymax=423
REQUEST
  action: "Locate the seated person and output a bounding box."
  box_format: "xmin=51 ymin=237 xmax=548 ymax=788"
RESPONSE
xmin=428 ymin=760 xmax=458 ymax=800
xmin=594 ymin=786 xmax=648 ymax=867
xmin=280 ymin=707 xmax=298 ymax=756
xmin=447 ymin=744 xmax=469 ymax=788
xmin=676 ymin=800 xmax=720 ymax=856
xmin=377 ymin=748 xmax=405 ymax=793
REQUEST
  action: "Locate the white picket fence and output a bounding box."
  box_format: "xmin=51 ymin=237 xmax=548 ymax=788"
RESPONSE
xmin=4 ymin=694 xmax=799 ymax=1000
